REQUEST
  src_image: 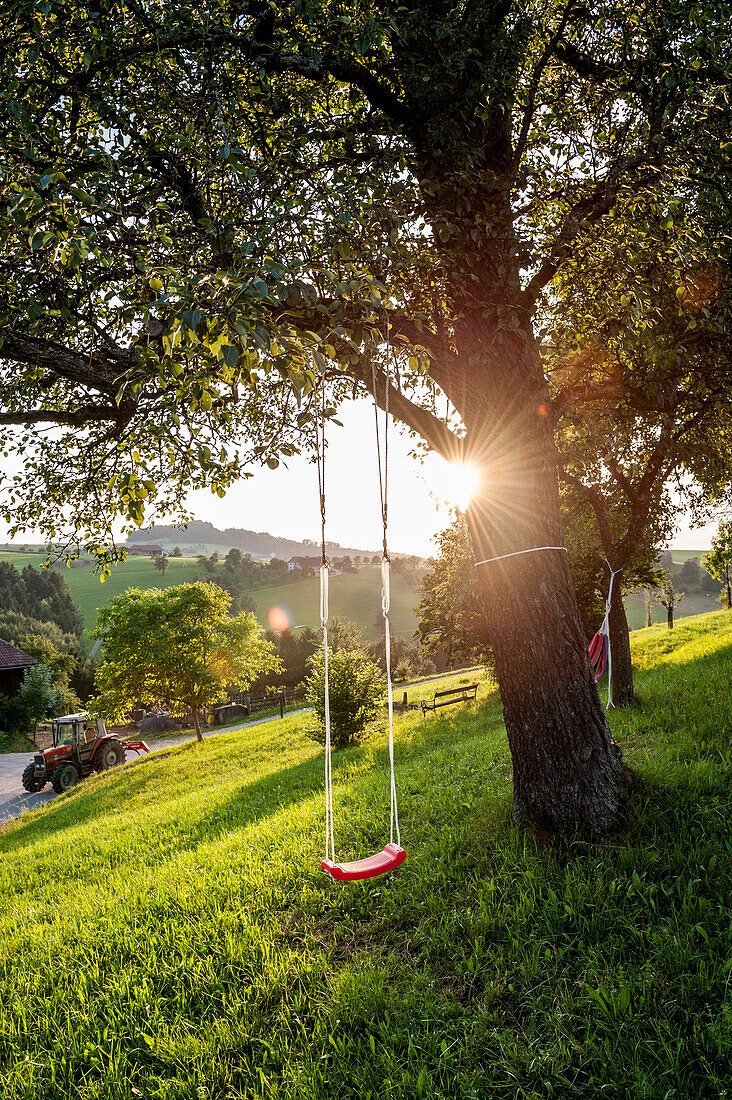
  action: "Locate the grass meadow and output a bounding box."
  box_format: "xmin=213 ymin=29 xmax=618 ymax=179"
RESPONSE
xmin=0 ymin=613 xmax=730 ymax=1098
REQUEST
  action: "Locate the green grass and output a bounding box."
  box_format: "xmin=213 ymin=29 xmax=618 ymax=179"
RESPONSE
xmin=1 ymin=615 xmax=731 ymax=1099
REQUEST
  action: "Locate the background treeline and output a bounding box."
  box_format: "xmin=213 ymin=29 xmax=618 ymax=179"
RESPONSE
xmin=126 ymin=520 xmax=364 ymax=559
xmin=0 ymin=563 xmax=93 ymax=739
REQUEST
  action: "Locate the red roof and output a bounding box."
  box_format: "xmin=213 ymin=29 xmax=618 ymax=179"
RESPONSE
xmin=0 ymin=639 xmax=39 ymax=670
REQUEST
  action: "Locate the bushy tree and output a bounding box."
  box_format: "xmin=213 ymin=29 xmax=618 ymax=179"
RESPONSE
xmin=93 ymin=582 xmax=280 ymax=741
xmin=306 ymin=647 xmax=384 ymax=749
xmin=153 ymin=553 xmax=169 ymax=576
xmin=703 ymin=522 xmax=732 ymax=611
xmin=0 ymin=564 xmax=83 ymax=641
xmin=18 ymin=664 xmax=59 ymax=738
xmin=655 ymin=579 xmax=685 ymax=630
xmin=416 ymin=516 xmax=492 ymax=667
xmin=366 ymin=636 xmax=435 ymax=682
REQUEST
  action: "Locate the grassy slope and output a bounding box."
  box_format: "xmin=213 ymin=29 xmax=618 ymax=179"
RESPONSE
xmin=0 ymin=554 xmax=418 ymax=643
xmin=1 ymin=617 xmax=730 ymax=1099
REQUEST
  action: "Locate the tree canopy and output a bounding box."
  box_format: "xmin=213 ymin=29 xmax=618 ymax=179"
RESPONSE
xmin=703 ymin=520 xmax=732 ymax=609
xmin=92 ymin=581 xmax=280 ymax=739
xmin=2 ymin=0 xmax=729 ymax=554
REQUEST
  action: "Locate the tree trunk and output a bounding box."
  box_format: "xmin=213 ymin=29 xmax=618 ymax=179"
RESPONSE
xmin=192 ymin=706 xmax=204 ymax=743
xmin=667 ymin=608 xmax=674 ymax=629
xmin=725 ymin=565 xmax=731 ymax=610
xmin=462 ymin=336 xmax=625 ymax=835
xmin=607 ymin=571 xmax=635 ymax=707
xmin=644 ymin=588 xmax=653 ymax=628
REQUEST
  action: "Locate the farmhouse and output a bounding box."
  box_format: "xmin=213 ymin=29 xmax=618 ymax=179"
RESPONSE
xmin=287 ymin=556 xmax=321 ymax=572
xmin=125 ymin=544 xmax=165 ymax=557
xmin=0 ymin=638 xmax=38 ymax=696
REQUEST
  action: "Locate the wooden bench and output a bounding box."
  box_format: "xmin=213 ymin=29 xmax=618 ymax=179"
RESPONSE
xmin=421 ymin=683 xmax=479 ymax=715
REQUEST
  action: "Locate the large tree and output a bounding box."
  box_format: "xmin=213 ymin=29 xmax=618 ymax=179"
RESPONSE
xmin=1 ymin=1 xmax=728 ymax=830
xmin=547 ymin=187 xmax=732 ymax=705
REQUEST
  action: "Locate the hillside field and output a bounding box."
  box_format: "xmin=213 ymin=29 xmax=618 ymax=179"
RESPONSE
xmin=0 ymin=553 xmax=419 ymax=645
xmin=0 ymin=549 xmax=716 ymax=646
xmin=0 ymin=613 xmax=730 ymax=1098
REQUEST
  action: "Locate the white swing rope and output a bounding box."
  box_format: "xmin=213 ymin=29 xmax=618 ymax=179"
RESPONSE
xmin=316 ymin=385 xmax=336 ymax=865
xmin=598 ymin=561 xmax=622 ymax=711
xmin=372 ymin=334 xmax=401 ymax=850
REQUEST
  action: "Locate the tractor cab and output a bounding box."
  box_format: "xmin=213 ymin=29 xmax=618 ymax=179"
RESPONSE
xmin=52 ymin=714 xmax=107 ymax=764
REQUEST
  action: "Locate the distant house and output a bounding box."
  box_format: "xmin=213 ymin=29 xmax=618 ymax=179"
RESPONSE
xmin=0 ymin=639 xmax=38 ymax=696
xmin=287 ymin=556 xmax=321 ymax=572
xmin=126 ymin=544 xmax=165 ymax=557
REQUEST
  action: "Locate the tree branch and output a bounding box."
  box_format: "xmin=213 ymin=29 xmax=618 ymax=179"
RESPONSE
xmin=525 ymin=153 xmax=649 ymax=301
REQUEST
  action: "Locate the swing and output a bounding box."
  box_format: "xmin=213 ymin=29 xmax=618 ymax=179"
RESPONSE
xmin=316 ymin=341 xmax=406 ymax=884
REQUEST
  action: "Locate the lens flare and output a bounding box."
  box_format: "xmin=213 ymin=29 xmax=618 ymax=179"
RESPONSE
xmin=268 ymin=606 xmax=290 ymax=632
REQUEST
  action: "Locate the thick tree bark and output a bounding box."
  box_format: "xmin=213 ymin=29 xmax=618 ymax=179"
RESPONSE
xmin=607 ymin=571 xmax=635 ymax=707
xmin=192 ymin=706 xmax=204 ymax=743
xmin=462 ymin=334 xmax=625 ymax=834
xmin=667 ymin=608 xmax=674 ymax=629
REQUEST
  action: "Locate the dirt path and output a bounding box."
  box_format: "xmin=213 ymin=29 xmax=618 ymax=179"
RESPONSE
xmin=0 ymin=709 xmax=310 ymax=827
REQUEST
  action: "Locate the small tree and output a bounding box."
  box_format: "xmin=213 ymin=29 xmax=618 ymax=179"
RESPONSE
xmin=93 ymin=583 xmax=280 ymax=741
xmin=703 ymin=522 xmax=732 ymax=611
xmin=306 ymin=648 xmax=384 ymax=749
xmin=18 ymin=664 xmax=59 ymax=743
xmin=153 ymin=553 xmax=169 ymax=576
xmin=655 ymin=580 xmax=685 ymax=630
xmin=171 ymin=546 xmax=183 ymax=558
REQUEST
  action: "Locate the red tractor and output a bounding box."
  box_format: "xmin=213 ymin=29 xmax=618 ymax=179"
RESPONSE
xmin=21 ymin=713 xmax=149 ymax=794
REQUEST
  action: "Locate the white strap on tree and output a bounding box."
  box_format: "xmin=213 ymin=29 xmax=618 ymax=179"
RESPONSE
xmin=474 ymin=546 xmax=568 ymax=566
xmin=381 ymin=556 xmax=400 ymax=847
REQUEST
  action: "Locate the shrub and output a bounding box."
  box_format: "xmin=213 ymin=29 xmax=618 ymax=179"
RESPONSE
xmin=305 ymin=647 xmax=384 ymax=748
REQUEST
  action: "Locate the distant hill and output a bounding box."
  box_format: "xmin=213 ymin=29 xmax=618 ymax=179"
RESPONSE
xmin=125 ymin=521 xmax=380 ymax=560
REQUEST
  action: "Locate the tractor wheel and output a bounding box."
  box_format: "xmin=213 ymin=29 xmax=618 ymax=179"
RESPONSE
xmin=96 ymin=739 xmax=125 ymax=771
xmin=51 ymin=762 xmax=79 ymax=794
xmin=21 ymin=764 xmax=46 ymax=793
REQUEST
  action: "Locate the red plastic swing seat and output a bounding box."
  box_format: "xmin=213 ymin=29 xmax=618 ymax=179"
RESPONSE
xmin=322 ymin=843 xmax=406 ymax=881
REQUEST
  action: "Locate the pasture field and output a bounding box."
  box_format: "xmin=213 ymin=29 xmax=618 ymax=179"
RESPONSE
xmin=0 ymin=554 xmax=419 ymax=644
xmin=249 ymin=565 xmax=419 ymax=640
xmin=624 ymin=589 xmax=720 ymax=630
xmin=0 ymin=613 xmax=729 ymax=1098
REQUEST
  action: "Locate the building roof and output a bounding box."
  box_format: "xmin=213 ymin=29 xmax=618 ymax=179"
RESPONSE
xmin=0 ymin=638 xmax=39 ymax=671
